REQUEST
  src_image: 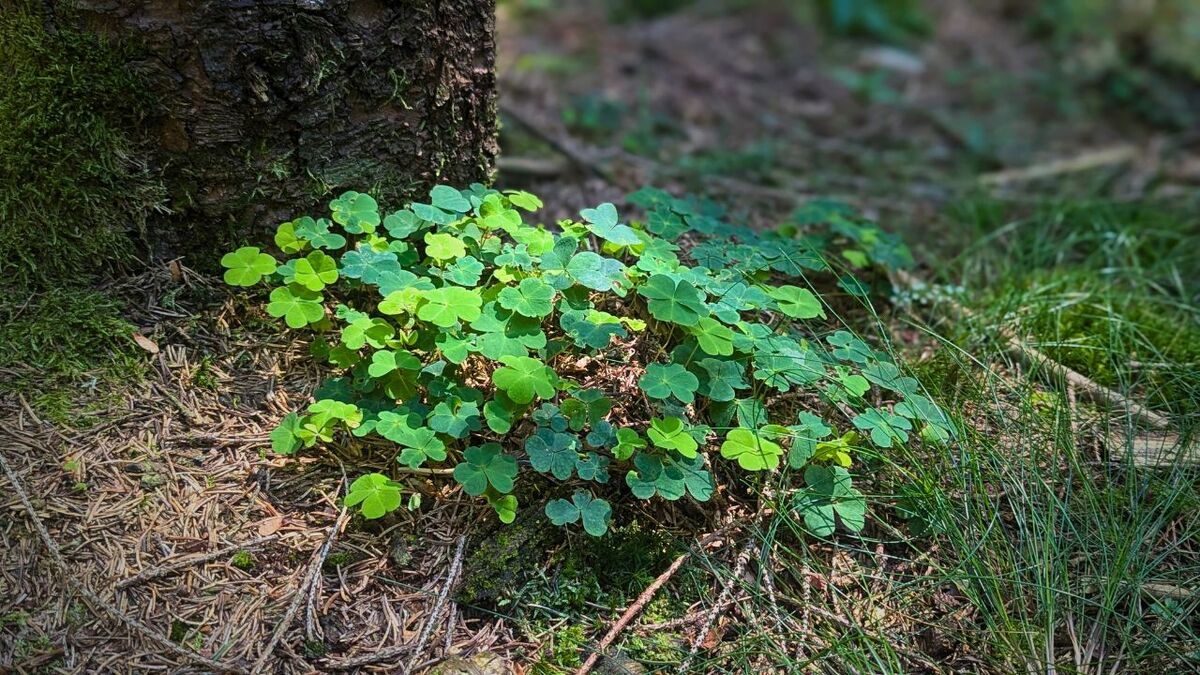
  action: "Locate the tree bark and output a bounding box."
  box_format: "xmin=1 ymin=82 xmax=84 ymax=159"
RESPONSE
xmin=69 ymin=0 xmax=497 ymax=250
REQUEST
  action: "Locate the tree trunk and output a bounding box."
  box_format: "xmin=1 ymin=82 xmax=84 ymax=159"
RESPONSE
xmin=71 ymin=0 xmax=498 ymax=252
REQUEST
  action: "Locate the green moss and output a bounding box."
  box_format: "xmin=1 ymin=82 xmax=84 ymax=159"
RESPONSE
xmin=230 ymin=550 xmax=256 ymax=571
xmin=0 ymin=288 xmax=142 ymax=381
xmin=0 ymin=2 xmax=162 ymax=290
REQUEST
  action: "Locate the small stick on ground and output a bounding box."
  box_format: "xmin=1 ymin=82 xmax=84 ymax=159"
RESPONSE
xmin=678 ymin=536 xmax=759 ymax=673
xmin=0 ymin=452 xmax=249 ymax=674
xmin=404 ymin=534 xmax=468 ymax=675
xmin=576 ymin=527 xmax=735 ymax=675
xmin=115 ymin=534 xmax=280 ymax=589
xmin=250 ymin=505 xmax=349 ymax=674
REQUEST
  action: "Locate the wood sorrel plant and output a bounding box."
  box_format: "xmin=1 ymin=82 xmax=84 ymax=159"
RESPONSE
xmin=223 ymin=185 xmax=954 ymax=536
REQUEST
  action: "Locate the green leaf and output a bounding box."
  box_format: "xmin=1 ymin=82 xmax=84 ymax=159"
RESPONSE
xmin=688 ymin=317 xmax=734 ymax=356
xmin=340 ymin=248 xmax=402 ymax=285
xmin=647 ymin=417 xmax=699 ymax=457
xmin=266 ymin=285 xmax=325 ymax=328
xmin=559 ymin=309 xmax=625 ymax=350
xmin=612 ymin=428 xmax=646 ymax=460
xmin=638 ymin=275 xmax=707 ymax=326
xmin=498 ymin=277 xmax=555 ymax=318
xmin=525 ymin=428 xmax=578 ymax=480
xmin=696 ymin=358 xmax=747 ymax=402
xmin=574 ymin=452 xmax=610 ymax=483
xmin=788 ymin=411 xmax=832 ymax=468
xmin=852 ymin=408 xmax=912 ymax=448
xmin=580 ymin=202 xmax=641 ymax=245
xmin=341 ymin=317 xmax=394 ymax=349
xmin=795 ymin=465 xmax=866 ymax=536
xmin=275 ymin=221 xmax=307 ymax=254
xmin=293 ymin=216 xmax=347 ymax=250
xmin=345 ymin=473 xmax=402 ymax=519
xmin=483 ymin=394 xmax=522 ymax=434
xmin=442 ymin=256 xmax=484 ymax=286
xmin=489 ymin=494 xmax=518 ymax=523
xmin=292 ymin=250 xmax=339 ymax=291
xmin=505 ymin=190 xmax=543 ymax=211
xmin=424 ymin=232 xmax=467 ymax=261
xmin=427 ymin=399 xmax=481 ymax=438
xmin=720 ymin=428 xmax=783 ymax=471
xmin=221 ymin=246 xmax=277 ymax=286
xmin=767 ymin=285 xmax=825 ymax=319
xmin=827 ymin=331 xmax=878 ymax=365
xmin=894 ymin=394 xmax=955 ymax=442
xmin=270 ymin=413 xmax=303 ymax=455
xmin=638 ymin=363 xmax=699 ymax=404
xmin=383 ymin=209 xmax=422 ymax=239
xmin=453 ymin=443 xmax=518 ymax=496
xmin=545 ymin=490 xmax=612 ymax=536
xmin=430 ymin=185 xmax=471 ymax=213
xmin=566 ymin=252 xmax=627 ymax=292
xmin=367 ymin=349 xmax=421 ymax=378
xmin=861 ymin=361 xmax=919 ymax=396
xmin=492 ymin=356 xmax=557 ymax=404
xmin=330 ymin=191 xmax=380 ymax=234
xmin=417 ymin=287 xmax=483 ymax=327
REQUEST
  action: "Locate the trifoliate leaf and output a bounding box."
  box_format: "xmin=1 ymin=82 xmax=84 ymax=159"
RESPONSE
xmin=525 ymin=428 xmax=578 ymax=480
xmin=894 ymin=394 xmax=955 ymax=443
xmin=430 ymin=185 xmax=471 ymax=213
xmin=612 ymin=428 xmax=647 ymax=461
xmin=720 ymin=428 xmax=783 ymax=471
xmin=270 ymin=413 xmax=303 ymax=455
xmin=428 ymin=399 xmax=481 ymax=438
xmin=483 ymin=394 xmax=522 ymax=434
xmin=418 ymin=287 xmax=483 ymax=327
xmin=493 ymin=356 xmax=557 ymax=404
xmin=505 ymin=190 xmax=542 ymax=211
xmin=330 ymin=191 xmax=380 ymax=234
xmin=424 ymin=232 xmax=467 ymax=261
xmin=827 ymin=331 xmax=878 ymax=365
xmin=292 ymin=250 xmax=339 ymax=291
xmin=638 ymin=275 xmax=708 ymax=326
xmin=341 ymin=317 xmax=394 ymax=349
xmin=574 ymin=452 xmax=610 ymax=483
xmin=489 ymin=493 xmax=518 ymax=524
xmin=647 ymin=417 xmax=699 ymax=457
xmin=340 ymin=247 xmax=402 ymax=285
xmin=852 ymin=408 xmax=912 ymax=448
xmin=345 ymin=473 xmax=402 ymax=519
xmin=813 ymin=430 xmax=858 ymax=467
xmin=638 ymin=363 xmax=700 ymax=404
xmin=441 ymin=256 xmax=484 ymax=287
xmin=861 ymin=362 xmax=920 ymax=396
xmin=221 ymin=246 xmax=277 ymax=286
xmin=275 ymin=221 xmax=307 ymax=254
xmin=580 ymin=202 xmax=641 ymax=246
xmin=498 ymin=277 xmax=555 ymax=318
xmin=794 ymin=465 xmax=866 ymax=536
xmin=688 ymin=317 xmax=734 ymax=356
xmin=383 ymin=209 xmax=422 ymax=239
xmin=367 ymin=349 xmax=421 ymax=378
xmin=566 ymin=252 xmax=627 ymax=292
xmin=545 ymin=490 xmax=611 ymax=536
xmin=266 ymin=285 xmax=324 ymax=328
xmin=453 ymin=443 xmax=518 ymax=496
xmin=560 ymin=309 xmax=625 ymax=350
xmin=293 ymin=216 xmax=347 ymax=250
xmin=696 ymin=358 xmax=747 ymax=402
xmin=767 ymin=285 xmax=825 ymax=319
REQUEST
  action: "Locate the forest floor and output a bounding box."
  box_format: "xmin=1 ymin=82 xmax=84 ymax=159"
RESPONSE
xmin=2 ymin=0 xmax=1198 ymax=673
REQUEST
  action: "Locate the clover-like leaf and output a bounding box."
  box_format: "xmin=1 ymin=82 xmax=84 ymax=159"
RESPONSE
xmin=275 ymin=221 xmax=307 ymax=254
xmin=330 ymin=191 xmax=380 ymax=233
xmin=525 ymin=428 xmax=578 ymax=480
xmin=852 ymin=408 xmax=912 ymax=448
xmin=345 ymin=473 xmax=402 ymax=519
xmin=493 ymin=356 xmax=557 ymax=404
xmin=428 ymin=399 xmax=482 ymax=438
xmin=566 ymin=252 xmax=627 ymax=292
xmin=720 ymin=427 xmax=783 ymax=471
xmin=498 ymin=277 xmax=555 ymax=318
xmin=489 ymin=493 xmax=518 ymax=524
xmin=340 ymin=247 xmax=401 ymax=285
xmin=862 ymin=361 xmax=920 ymax=396
xmin=638 ymin=274 xmax=707 ymax=326
xmin=794 ymin=465 xmax=866 ymax=536
xmin=292 ymin=250 xmax=339 ymax=291
xmin=418 ymin=287 xmax=483 ymax=327
xmin=505 ymin=190 xmax=542 ymax=211
xmin=270 ymin=413 xmax=303 ymax=455
xmin=574 ymin=452 xmax=610 ymax=483
xmin=688 ymin=317 xmax=734 ymax=356
xmin=293 ymin=216 xmax=347 ymax=250
xmin=342 ymin=317 xmax=394 ymax=349
xmin=788 ymin=411 xmax=833 ymax=468
xmin=430 ymin=185 xmax=471 ymax=213
xmin=638 ymin=363 xmax=700 ymax=404
xmin=266 ymin=285 xmax=325 ymax=328
xmin=367 ymin=349 xmax=421 ymax=378
xmin=827 ymin=331 xmax=877 ymax=365
xmin=383 ymin=209 xmax=422 ymax=239
xmin=545 ymin=490 xmax=611 ymax=536
xmin=894 ymin=394 xmax=955 ymax=443
xmin=612 ymin=428 xmax=646 ymax=461
xmin=647 ymin=417 xmax=699 ymax=458
xmin=453 ymin=443 xmax=518 ymax=496
xmin=580 ymin=202 xmax=641 ymax=246
xmin=696 ymin=358 xmax=747 ymax=402
xmin=424 ymin=232 xmax=467 ymax=261
xmin=221 ymin=246 xmax=277 ymax=286
xmin=767 ymin=285 xmax=825 ymax=319
xmin=442 ymin=256 xmax=484 ymax=287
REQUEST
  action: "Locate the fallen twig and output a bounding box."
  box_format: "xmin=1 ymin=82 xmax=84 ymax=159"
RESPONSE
xmin=405 ymin=534 xmax=468 ymax=674
xmin=0 ymin=451 xmax=249 ymax=674
xmin=250 ymin=505 xmax=349 ymax=674
xmin=115 ymin=534 xmax=280 ymax=589
xmin=678 ymin=536 xmax=759 ymax=672
xmin=980 ymin=145 xmax=1137 ymax=186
